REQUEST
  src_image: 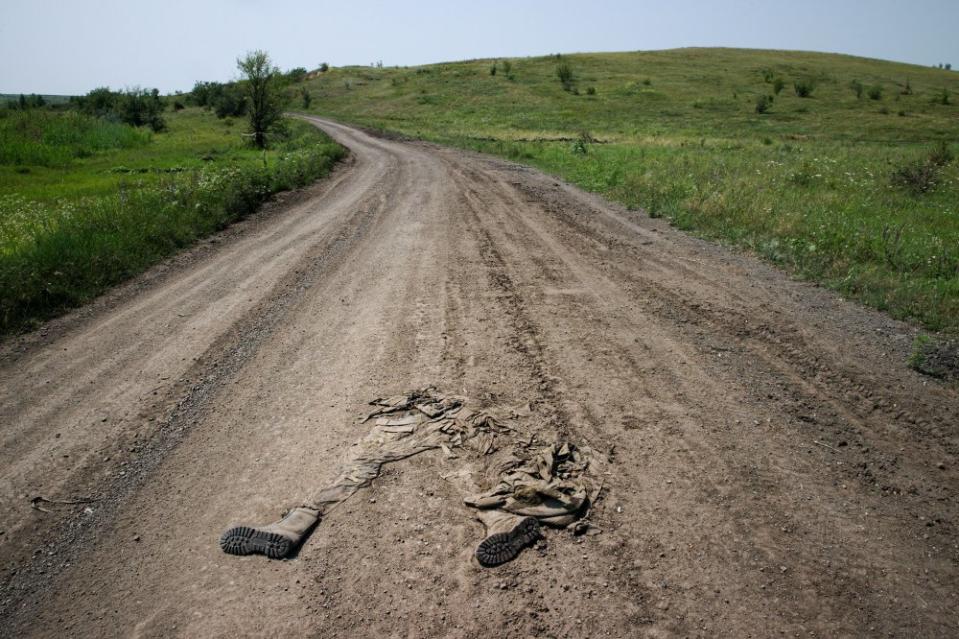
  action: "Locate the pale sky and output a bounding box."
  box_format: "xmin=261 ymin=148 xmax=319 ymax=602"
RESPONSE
xmin=1 ymin=0 xmax=957 ymax=95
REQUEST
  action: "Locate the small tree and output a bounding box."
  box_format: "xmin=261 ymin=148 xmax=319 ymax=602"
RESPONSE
xmin=237 ymin=50 xmax=283 ymax=149
xmin=301 ymin=87 xmax=312 ymax=109
xmin=556 ymin=63 xmax=574 ymax=92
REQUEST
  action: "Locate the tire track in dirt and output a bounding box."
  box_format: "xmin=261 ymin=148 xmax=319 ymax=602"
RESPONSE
xmin=437 ymin=150 xmax=958 ymax=636
xmin=0 ymin=158 xmax=405 ymax=624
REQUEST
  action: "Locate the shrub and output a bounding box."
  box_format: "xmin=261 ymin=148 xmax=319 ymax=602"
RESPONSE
xmin=213 ymin=85 xmax=246 ymax=118
xmin=772 ymin=77 xmax=785 ymax=95
xmin=286 ymin=67 xmax=308 ymax=83
xmin=586 ymin=86 xmax=596 ymax=95
xmin=849 ymin=79 xmax=864 ymax=99
xmin=793 ymin=79 xmax=815 ymax=97
xmin=172 ymin=101 xmax=185 ymax=111
xmin=642 ymin=78 xmax=652 ymax=86
xmin=901 ymin=78 xmax=913 ymax=95
xmin=556 ymin=63 xmax=574 ymax=92
xmin=929 ymin=140 xmax=953 ymax=166
xmin=489 ymin=63 xmax=497 ymax=76
xmin=898 ymin=109 xmax=907 ymax=117
xmin=890 ymin=142 xmax=953 ymax=194
xmin=867 ymin=85 xmax=883 ymax=100
xmin=90 ymin=87 xmax=167 ymax=132
xmin=502 ymin=60 xmax=512 ymax=77
xmin=319 ymin=62 xmax=329 ymax=73
xmin=301 ymin=87 xmax=312 ymax=109
xmin=188 ymin=81 xmax=225 ymax=108
xmin=755 ymin=94 xmax=772 ymax=114
xmin=935 ymin=88 xmax=950 ymax=105
xmin=571 ymin=131 xmax=593 ymax=155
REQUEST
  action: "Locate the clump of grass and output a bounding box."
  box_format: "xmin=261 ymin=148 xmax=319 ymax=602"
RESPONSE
xmin=755 ymin=94 xmax=772 ymax=114
xmin=794 ymin=79 xmax=815 ymax=97
xmin=890 ymin=141 xmax=953 ymax=194
xmin=849 ymin=79 xmax=864 ymax=99
xmin=934 ymin=88 xmax=950 ymax=105
xmin=773 ymin=77 xmax=785 ymax=94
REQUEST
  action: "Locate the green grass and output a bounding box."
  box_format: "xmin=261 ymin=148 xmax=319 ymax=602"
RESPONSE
xmin=0 ymin=108 xmax=345 ymax=333
xmin=302 ymin=48 xmax=959 ymax=333
xmin=0 ymin=110 xmax=151 ymax=167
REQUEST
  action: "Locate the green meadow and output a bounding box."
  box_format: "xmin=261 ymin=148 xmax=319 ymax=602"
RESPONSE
xmin=302 ymin=48 xmax=959 ymax=333
xmin=0 ymin=108 xmax=344 ymax=332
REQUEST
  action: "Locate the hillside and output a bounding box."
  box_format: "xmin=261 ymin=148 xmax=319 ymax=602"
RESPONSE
xmin=301 ymin=48 xmax=959 ymax=334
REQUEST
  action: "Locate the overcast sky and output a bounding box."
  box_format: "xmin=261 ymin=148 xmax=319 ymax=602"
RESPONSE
xmin=2 ymin=0 xmax=957 ymax=95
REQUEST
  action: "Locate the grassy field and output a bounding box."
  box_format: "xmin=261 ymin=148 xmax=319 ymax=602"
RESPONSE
xmin=0 ymin=108 xmax=345 ymax=333
xmin=301 ymin=48 xmax=959 ymax=334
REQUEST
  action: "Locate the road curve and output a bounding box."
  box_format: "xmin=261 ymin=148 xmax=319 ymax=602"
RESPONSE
xmin=1 ymin=118 xmax=957 ymax=638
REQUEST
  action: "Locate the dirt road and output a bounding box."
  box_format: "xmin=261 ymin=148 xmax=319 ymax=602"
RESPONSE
xmin=1 ymin=117 xmax=957 ymax=638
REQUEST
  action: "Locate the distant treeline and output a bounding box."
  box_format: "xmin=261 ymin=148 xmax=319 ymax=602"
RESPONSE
xmin=4 ymin=65 xmax=317 ymax=133
xmin=6 ymin=87 xmax=167 ymax=132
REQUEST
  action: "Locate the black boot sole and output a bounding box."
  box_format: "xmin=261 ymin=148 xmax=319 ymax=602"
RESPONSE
xmin=475 ymin=517 xmax=541 ymax=567
xmin=219 ymin=526 xmax=293 ymax=559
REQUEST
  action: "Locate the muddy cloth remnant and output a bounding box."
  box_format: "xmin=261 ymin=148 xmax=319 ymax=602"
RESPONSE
xmin=466 ymin=441 xmax=600 ymax=566
xmin=306 ymin=388 xmax=507 ymax=511
xmin=220 ymin=388 xmax=505 ymax=559
xmin=220 ymin=388 xmax=602 ymax=567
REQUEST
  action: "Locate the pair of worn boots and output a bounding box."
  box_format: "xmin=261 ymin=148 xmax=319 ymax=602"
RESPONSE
xmin=219 ymin=508 xmax=540 ymax=567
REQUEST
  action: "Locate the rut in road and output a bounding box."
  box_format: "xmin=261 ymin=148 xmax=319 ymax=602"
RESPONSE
xmin=0 ymin=117 xmax=957 ymax=639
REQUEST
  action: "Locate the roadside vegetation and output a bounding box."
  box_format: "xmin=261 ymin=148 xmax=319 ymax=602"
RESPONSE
xmin=0 ymin=52 xmax=345 ymax=334
xmin=299 ymin=48 xmax=959 ymax=335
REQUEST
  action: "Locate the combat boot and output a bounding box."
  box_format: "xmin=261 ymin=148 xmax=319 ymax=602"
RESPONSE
xmin=220 ymin=507 xmax=320 ymax=559
xmin=474 ymin=510 xmax=541 ymax=567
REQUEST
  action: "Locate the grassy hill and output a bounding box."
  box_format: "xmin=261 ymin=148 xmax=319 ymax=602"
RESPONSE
xmin=301 ymin=48 xmax=959 ymax=333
